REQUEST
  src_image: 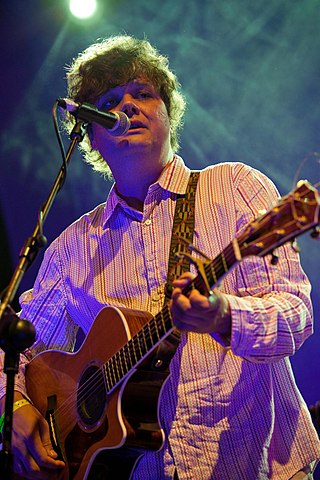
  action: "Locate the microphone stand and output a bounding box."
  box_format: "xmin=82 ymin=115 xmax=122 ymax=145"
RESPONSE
xmin=0 ymin=120 xmax=87 ymax=478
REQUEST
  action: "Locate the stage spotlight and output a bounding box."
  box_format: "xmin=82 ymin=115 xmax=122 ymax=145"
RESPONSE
xmin=69 ymin=0 xmax=97 ymax=19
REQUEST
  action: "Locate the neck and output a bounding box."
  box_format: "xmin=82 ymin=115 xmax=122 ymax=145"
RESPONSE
xmin=116 ymin=190 xmax=145 ymax=211
xmin=113 ymin=152 xmax=174 ymax=211
xmin=115 ymin=169 xmax=159 ymax=211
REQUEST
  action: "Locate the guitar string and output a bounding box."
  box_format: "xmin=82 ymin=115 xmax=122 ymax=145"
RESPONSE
xmin=51 ymin=187 xmax=319 ymax=423
xmin=50 ymin=231 xmax=250 ymax=422
xmin=50 ymin=244 xmax=239 ymax=422
xmin=49 ymin=212 xmax=301 ymax=423
xmin=51 ymin=306 xmax=174 ymax=421
xmin=47 ymin=225 xmax=272 ymax=422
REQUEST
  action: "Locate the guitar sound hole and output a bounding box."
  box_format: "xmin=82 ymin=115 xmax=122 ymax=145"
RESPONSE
xmin=77 ymin=364 xmax=107 ymax=429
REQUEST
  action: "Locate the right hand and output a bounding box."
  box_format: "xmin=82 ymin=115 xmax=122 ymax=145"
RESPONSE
xmin=2 ymin=394 xmax=65 ymax=479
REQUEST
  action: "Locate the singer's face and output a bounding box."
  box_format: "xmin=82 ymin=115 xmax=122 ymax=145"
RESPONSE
xmin=91 ymin=80 xmax=172 ymax=169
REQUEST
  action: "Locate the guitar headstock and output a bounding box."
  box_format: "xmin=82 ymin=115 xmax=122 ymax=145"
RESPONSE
xmin=238 ymin=180 xmax=320 ymax=259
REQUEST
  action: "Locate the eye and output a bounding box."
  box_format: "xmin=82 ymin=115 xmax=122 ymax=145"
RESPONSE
xmin=135 ymin=90 xmax=153 ymax=100
xmin=100 ymin=96 xmax=119 ymax=110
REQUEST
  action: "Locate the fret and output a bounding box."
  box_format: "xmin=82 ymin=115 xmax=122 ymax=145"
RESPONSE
xmin=221 ymin=251 xmax=228 ymax=273
xmin=103 ymin=364 xmax=112 ymax=392
xmin=112 ymin=357 xmax=120 ymax=384
xmin=140 ymin=327 xmax=148 ymax=354
xmin=207 ymin=260 xmax=218 ymax=285
xmin=204 ymin=243 xmax=239 ymax=289
xmin=139 ymin=333 xmax=145 ymax=360
xmin=159 ymin=310 xmax=166 ymax=335
xmin=123 ymin=344 xmax=133 ymax=371
xmin=135 ymin=330 xmax=144 ymax=359
xmin=161 ymin=307 xmax=173 ymax=333
xmin=226 ymin=242 xmax=238 ymax=269
xmin=155 ymin=318 xmax=163 ymax=337
xmin=103 ymin=305 xmax=175 ymax=391
xmin=144 ymin=321 xmax=155 ymax=350
xmin=129 ymin=338 xmax=138 ymax=364
xmin=109 ymin=362 xmax=116 ymax=388
xmin=115 ymin=350 xmax=124 ymax=377
xmin=154 ymin=316 xmax=161 ymax=341
xmin=120 ymin=345 xmax=129 ymax=375
xmin=232 ymin=237 xmax=242 ymax=261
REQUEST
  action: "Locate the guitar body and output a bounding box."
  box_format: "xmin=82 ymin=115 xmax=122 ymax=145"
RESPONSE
xmin=25 ymin=306 xmax=173 ymax=480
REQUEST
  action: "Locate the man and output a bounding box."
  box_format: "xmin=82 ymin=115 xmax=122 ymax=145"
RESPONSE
xmin=0 ymin=35 xmax=319 ymax=479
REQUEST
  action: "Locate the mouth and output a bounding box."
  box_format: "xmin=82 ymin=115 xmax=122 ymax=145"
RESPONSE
xmin=128 ymin=121 xmax=146 ymax=130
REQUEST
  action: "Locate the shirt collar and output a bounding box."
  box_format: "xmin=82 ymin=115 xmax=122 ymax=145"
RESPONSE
xmin=102 ymin=155 xmax=192 ymax=225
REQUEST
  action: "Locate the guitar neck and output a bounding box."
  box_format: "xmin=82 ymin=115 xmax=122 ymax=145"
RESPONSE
xmin=192 ymin=240 xmax=240 ymax=292
xmin=103 ymin=304 xmax=173 ymax=393
xmin=103 ymin=240 xmax=240 ymax=393
xmin=102 ymin=180 xmax=320 ymax=395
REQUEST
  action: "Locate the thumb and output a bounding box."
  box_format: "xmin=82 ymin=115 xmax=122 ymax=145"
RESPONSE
xmin=38 ymin=415 xmax=58 ymax=459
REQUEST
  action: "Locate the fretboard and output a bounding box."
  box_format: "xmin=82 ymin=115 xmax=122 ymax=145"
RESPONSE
xmin=103 ymin=240 xmax=241 ymax=393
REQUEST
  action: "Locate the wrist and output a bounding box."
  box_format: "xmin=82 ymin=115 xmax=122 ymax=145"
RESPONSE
xmin=216 ymin=293 xmax=232 ymax=337
xmin=0 ymin=391 xmax=27 ymax=416
xmin=0 ymin=397 xmax=30 ymax=434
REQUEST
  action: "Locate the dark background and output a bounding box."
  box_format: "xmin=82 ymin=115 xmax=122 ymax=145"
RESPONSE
xmin=0 ymin=0 xmax=319 ymax=473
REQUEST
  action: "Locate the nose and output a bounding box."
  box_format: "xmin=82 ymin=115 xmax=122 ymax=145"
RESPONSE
xmin=120 ymin=94 xmax=140 ymax=117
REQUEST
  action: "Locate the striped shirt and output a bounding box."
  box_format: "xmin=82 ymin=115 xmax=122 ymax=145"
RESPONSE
xmin=1 ymin=156 xmax=319 ymax=479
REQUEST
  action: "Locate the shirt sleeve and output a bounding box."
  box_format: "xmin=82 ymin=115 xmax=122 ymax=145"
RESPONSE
xmin=0 ymin=240 xmax=79 ymax=399
xmin=211 ymin=164 xmax=313 ymax=363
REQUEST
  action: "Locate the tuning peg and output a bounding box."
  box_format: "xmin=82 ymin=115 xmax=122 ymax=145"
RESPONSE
xmin=310 ymin=226 xmax=320 ymax=239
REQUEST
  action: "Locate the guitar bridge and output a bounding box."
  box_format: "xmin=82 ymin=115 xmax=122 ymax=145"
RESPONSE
xmin=46 ymin=394 xmax=65 ymax=462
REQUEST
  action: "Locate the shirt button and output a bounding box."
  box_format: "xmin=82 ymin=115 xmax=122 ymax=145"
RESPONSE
xmin=145 ymin=219 xmax=152 ymax=226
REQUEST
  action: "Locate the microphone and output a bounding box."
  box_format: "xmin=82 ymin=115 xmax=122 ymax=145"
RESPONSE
xmin=57 ymin=98 xmax=130 ymax=136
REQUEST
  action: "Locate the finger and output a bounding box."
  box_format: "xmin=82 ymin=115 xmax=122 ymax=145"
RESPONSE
xmin=172 ymin=287 xmax=212 ymax=315
xmin=188 ymin=289 xmax=211 ymax=308
xmin=172 ymin=271 xmax=195 ymax=288
xmin=171 ymin=294 xmax=198 ymax=330
xmin=28 ymin=421 xmax=65 ymax=470
xmin=39 ymin=421 xmax=65 ymax=468
xmin=171 ymin=288 xmax=192 ymax=316
xmin=188 ymin=289 xmax=220 ymax=313
xmin=171 ymin=288 xmax=209 ymax=319
xmin=40 ymin=423 xmax=60 ymax=460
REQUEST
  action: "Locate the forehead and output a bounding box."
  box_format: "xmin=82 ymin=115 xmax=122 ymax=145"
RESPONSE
xmin=104 ymin=79 xmax=158 ymax=96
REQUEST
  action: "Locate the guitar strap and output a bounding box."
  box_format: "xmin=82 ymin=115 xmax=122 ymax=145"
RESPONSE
xmin=151 ymin=171 xmax=199 ymax=370
xmin=164 ymin=170 xmax=200 ymax=303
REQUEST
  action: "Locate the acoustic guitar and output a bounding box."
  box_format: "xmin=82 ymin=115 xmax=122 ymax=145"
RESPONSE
xmin=23 ymin=180 xmax=319 ymax=479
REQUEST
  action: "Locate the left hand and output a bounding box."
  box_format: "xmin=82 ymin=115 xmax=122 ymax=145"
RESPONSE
xmin=170 ymin=272 xmax=231 ymax=336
